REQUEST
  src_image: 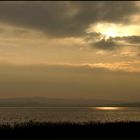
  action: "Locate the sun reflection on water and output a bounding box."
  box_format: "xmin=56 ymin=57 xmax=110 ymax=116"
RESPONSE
xmin=95 ymin=107 xmax=122 ymax=110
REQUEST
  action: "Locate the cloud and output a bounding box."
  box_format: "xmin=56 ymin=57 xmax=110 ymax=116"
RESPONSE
xmin=115 ymin=36 xmax=140 ymax=44
xmin=56 ymin=61 xmax=140 ymax=73
xmin=85 ymin=32 xmax=102 ymax=41
xmin=0 ymin=61 xmax=140 ymax=73
xmin=92 ymin=38 xmax=119 ymax=50
xmin=89 ymin=35 xmax=140 ymax=51
xmin=0 ymin=63 xmax=140 ymax=100
xmin=0 ymin=1 xmax=138 ymax=37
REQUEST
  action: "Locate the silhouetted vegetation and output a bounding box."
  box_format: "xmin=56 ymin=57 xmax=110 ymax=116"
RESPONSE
xmin=0 ymin=120 xmax=139 ymax=139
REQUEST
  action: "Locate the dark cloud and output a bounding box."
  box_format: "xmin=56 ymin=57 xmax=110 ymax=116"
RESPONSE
xmin=84 ymin=32 xmax=102 ymax=41
xmin=0 ymin=1 xmax=138 ymax=37
xmin=87 ymin=35 xmax=140 ymax=51
xmin=92 ymin=35 xmax=140 ymax=50
xmin=115 ymin=36 xmax=140 ymax=44
xmin=93 ymin=38 xmax=118 ymax=50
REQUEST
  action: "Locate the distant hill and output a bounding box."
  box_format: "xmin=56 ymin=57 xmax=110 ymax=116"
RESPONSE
xmin=115 ymin=102 xmax=140 ymax=107
xmin=0 ymin=96 xmax=126 ymax=107
xmin=0 ymin=97 xmax=138 ymax=107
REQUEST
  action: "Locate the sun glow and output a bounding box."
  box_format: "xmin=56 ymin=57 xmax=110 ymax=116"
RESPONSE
xmin=87 ymin=23 xmax=140 ymax=39
xmin=97 ymin=24 xmax=119 ymax=38
xmin=102 ymin=30 xmax=117 ymax=39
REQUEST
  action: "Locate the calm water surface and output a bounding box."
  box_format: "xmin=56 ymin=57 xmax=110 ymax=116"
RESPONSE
xmin=0 ymin=107 xmax=140 ymax=124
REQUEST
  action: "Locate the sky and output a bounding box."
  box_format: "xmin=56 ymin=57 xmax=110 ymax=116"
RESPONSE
xmin=0 ymin=1 xmax=140 ymax=101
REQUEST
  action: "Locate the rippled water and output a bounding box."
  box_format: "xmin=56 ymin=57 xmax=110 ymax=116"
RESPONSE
xmin=0 ymin=107 xmax=140 ymax=124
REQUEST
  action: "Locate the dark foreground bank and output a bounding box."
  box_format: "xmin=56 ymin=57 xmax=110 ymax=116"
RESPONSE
xmin=0 ymin=121 xmax=139 ymax=139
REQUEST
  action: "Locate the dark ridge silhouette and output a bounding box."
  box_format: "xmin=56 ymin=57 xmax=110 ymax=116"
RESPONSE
xmin=0 ymin=121 xmax=139 ymax=139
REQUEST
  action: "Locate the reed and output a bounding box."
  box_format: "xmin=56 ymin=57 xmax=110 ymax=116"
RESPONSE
xmin=0 ymin=120 xmax=139 ymax=139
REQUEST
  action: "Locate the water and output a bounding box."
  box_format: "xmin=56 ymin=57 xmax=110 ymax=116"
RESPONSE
xmin=0 ymin=107 xmax=140 ymax=124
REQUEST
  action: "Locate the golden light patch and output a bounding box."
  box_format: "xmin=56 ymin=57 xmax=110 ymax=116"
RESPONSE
xmin=95 ymin=107 xmax=121 ymax=110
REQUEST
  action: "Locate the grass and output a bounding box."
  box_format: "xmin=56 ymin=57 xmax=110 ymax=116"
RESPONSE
xmin=0 ymin=120 xmax=139 ymax=139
